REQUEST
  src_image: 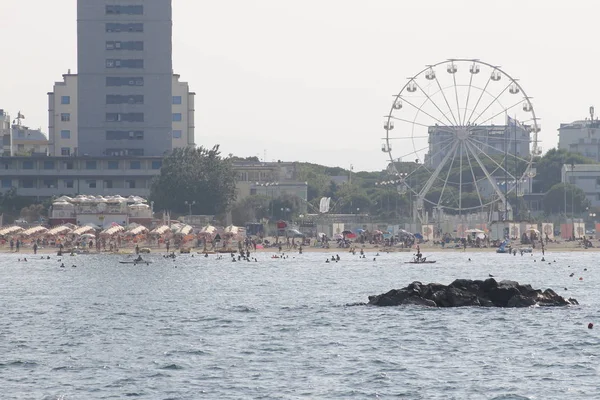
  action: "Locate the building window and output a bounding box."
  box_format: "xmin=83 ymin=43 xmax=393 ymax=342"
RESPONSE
xmin=130 ymin=161 xmax=141 ymax=170
xmin=151 ymin=161 xmax=162 ymax=170
xmin=106 ymin=130 xmax=144 ymax=140
xmin=106 ymin=5 xmax=143 ymax=15
xmin=65 ymin=180 xmax=74 ymax=189
xmin=172 ymin=113 xmax=182 ymax=122
xmin=106 ymin=41 xmax=144 ymax=51
xmin=106 ymin=148 xmax=144 ymax=156
xmin=1 ymin=179 xmax=11 ymax=188
xmin=43 ymin=161 xmax=55 ymax=170
xmin=106 ymin=77 xmax=144 ymax=87
xmin=22 ymin=160 xmax=34 ymax=169
xmin=60 ymin=113 xmax=70 ymax=122
xmin=172 ymin=130 xmax=182 ymax=138
xmin=43 ymin=179 xmax=57 ymax=189
xmin=108 ymin=160 xmax=119 ymax=170
xmin=106 ymin=95 xmax=144 ymax=105
xmin=63 ymin=161 xmax=74 ymax=170
xmin=126 ymin=180 xmax=136 ymax=189
xmin=106 ymin=23 xmax=143 ymax=33
xmin=106 ymin=113 xmax=144 ymax=122
xmin=21 ymin=179 xmax=34 ymax=189
xmin=60 ymin=130 xmax=71 ymax=139
xmin=87 ymin=180 xmax=97 ymax=189
xmin=61 ymin=96 xmax=70 ymax=105
xmin=106 ymin=59 xmax=144 ymax=69
xmin=173 ymin=96 xmax=182 ymax=105
xmin=85 ymin=161 xmax=97 ymax=170
xmin=104 ymin=180 xmax=114 ymax=189
xmin=61 ymin=147 xmax=71 ymax=156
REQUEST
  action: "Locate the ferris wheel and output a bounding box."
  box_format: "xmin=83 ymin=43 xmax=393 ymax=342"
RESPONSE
xmin=382 ymin=59 xmax=540 ymax=222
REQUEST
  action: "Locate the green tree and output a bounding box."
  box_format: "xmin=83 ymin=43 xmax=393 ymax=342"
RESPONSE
xmin=231 ymin=195 xmax=270 ymax=225
xmin=150 ymin=146 xmax=237 ymax=215
xmin=533 ymin=148 xmax=595 ymax=193
xmin=542 ymin=183 xmax=590 ymax=215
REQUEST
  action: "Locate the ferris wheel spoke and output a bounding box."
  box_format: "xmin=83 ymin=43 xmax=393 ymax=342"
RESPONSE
xmin=418 ymin=141 xmax=460 ymax=199
xmin=473 ymin=100 xmax=523 ymax=127
xmin=469 ymin=81 xmax=512 ymax=126
xmin=401 ymin=138 xmax=456 ymax=180
xmin=458 ymin=140 xmax=464 ymax=211
xmin=436 ymin=143 xmax=459 ymax=210
xmin=462 ymin=73 xmax=475 ymax=127
xmin=433 ymin=76 xmax=460 ymax=126
xmin=408 ymin=83 xmax=456 ymax=127
xmin=452 ymin=73 xmax=462 ymax=126
xmin=466 ymin=138 xmax=516 ymax=180
xmin=464 ymin=141 xmax=508 ymax=208
xmin=398 ymin=96 xmax=452 ymax=128
xmin=388 ymin=116 xmax=437 ymax=129
xmin=465 ymin=74 xmax=492 ymax=126
xmin=463 ymin=142 xmax=485 ymax=209
xmin=468 ymin=137 xmax=532 ymax=165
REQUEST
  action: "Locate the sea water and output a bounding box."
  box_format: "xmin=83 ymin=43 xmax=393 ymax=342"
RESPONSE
xmin=0 ymin=250 xmax=598 ymax=399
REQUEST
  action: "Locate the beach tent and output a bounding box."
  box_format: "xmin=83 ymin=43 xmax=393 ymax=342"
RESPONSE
xmin=0 ymin=226 xmax=24 ymax=236
xmin=21 ymin=226 xmax=48 ymax=237
xmin=47 ymin=225 xmax=73 ymax=236
xmin=73 ymin=226 xmax=95 ymax=235
xmin=101 ymin=225 xmax=124 ymax=236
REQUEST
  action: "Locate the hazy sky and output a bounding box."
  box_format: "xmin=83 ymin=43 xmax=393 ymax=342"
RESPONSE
xmin=1 ymin=0 xmax=597 ymax=171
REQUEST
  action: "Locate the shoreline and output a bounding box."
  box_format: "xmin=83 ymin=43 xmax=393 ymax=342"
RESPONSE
xmin=0 ymin=243 xmax=597 ymax=255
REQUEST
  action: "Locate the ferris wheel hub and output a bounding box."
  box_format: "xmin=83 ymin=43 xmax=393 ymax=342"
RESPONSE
xmin=455 ymin=128 xmax=470 ymax=141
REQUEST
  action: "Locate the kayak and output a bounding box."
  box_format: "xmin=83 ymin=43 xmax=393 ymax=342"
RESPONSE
xmin=119 ymin=260 xmax=152 ymax=264
xmin=404 ymin=260 xmax=437 ymax=264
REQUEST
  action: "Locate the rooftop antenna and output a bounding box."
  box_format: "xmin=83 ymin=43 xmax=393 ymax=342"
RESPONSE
xmin=589 ymin=106 xmax=595 ymax=138
xmin=590 ymin=106 xmax=595 ymax=121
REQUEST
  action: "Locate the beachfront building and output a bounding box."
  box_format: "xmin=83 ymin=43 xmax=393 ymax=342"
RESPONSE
xmin=558 ymin=110 xmax=600 ymax=161
xmin=0 ymin=110 xmax=49 ymax=156
xmin=49 ymin=195 xmax=152 ymax=227
xmin=1 ymin=110 xmax=11 ymax=156
xmin=234 ymin=160 xmax=309 ymax=212
xmin=0 ymin=155 xmax=162 ymax=200
xmin=48 ymin=73 xmax=195 ymax=156
xmin=561 ymin=164 xmax=600 ymax=209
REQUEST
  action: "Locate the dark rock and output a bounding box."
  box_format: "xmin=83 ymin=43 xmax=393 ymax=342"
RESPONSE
xmin=368 ymin=279 xmax=578 ymax=308
xmin=403 ymin=297 xmax=437 ymax=307
xmin=507 ymin=295 xmax=536 ymax=308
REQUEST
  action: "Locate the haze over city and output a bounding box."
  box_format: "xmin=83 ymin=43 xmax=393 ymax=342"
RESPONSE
xmin=1 ymin=0 xmax=597 ymax=171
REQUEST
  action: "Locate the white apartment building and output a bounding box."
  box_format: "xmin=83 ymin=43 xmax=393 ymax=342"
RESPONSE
xmin=561 ymin=164 xmax=600 ymax=208
xmin=558 ymin=111 xmax=600 ymax=162
xmin=1 ymin=109 xmax=11 ymax=156
xmin=48 ymin=73 xmax=195 ymax=156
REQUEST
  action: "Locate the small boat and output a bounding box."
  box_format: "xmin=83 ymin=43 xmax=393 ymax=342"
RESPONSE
xmin=119 ymin=260 xmax=152 ymax=265
xmin=404 ymin=260 xmax=437 ymax=264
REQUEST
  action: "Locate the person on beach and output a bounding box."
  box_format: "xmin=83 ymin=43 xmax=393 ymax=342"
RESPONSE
xmin=33 ymin=243 xmax=38 ymax=254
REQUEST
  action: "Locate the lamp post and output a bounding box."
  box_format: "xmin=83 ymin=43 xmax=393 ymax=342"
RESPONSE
xmin=184 ymin=200 xmax=195 ymax=217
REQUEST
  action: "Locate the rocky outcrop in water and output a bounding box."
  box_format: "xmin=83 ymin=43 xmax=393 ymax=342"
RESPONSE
xmin=368 ymin=279 xmax=578 ymax=308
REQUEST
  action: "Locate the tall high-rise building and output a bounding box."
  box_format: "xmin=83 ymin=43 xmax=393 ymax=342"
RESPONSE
xmin=76 ymin=0 xmax=173 ymax=157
